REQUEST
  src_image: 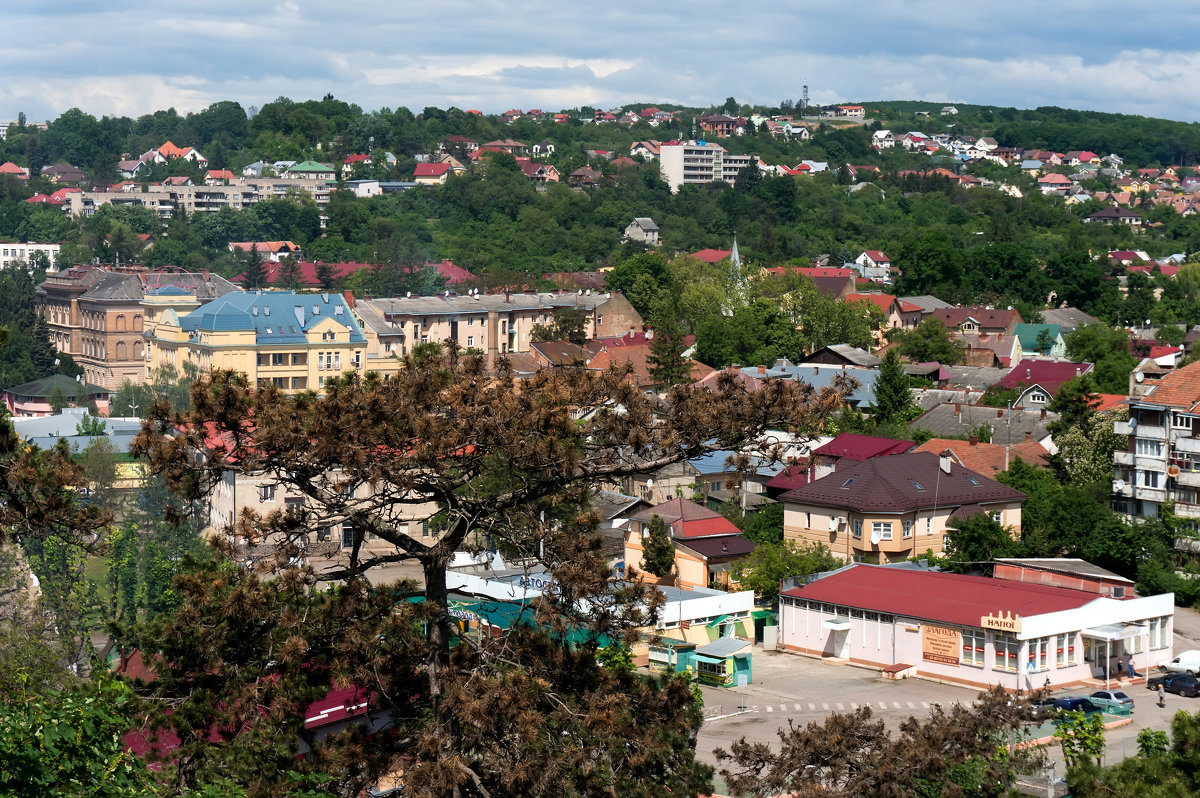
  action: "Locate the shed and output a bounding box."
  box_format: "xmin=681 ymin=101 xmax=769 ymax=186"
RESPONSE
xmin=693 ymin=636 xmax=753 ymax=686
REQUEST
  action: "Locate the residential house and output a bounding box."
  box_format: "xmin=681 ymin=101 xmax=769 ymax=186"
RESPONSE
xmin=567 ymin=167 xmax=605 ymax=187
xmin=623 ymin=497 xmax=755 ymax=590
xmin=1037 ymin=173 xmax=1073 ymax=196
xmin=514 ymin=158 xmax=559 ymax=183
xmin=742 ymin=360 xmax=880 ymax=408
xmin=204 ymin=169 xmax=236 ymax=185
xmin=285 ymin=161 xmax=337 ymax=180
xmin=1041 ymin=307 xmax=1100 ymax=334
xmin=799 ymin=344 xmax=880 ymax=369
xmin=630 ymin=141 xmax=662 ymax=160
xmin=957 ymin=333 xmax=1021 ymax=368
xmin=930 ymin=307 xmax=1023 ymax=336
xmin=439 ymin=135 xmax=479 ymax=154
xmin=1012 ymin=323 xmax=1067 ymax=359
xmin=698 ymin=114 xmax=745 ymax=137
xmin=41 ymin=163 xmax=85 ymax=183
xmin=845 ymin=293 xmax=922 ymax=334
xmin=623 ymin=217 xmax=660 ymax=246
xmin=838 ymin=105 xmax=865 ymax=118
xmin=908 ymin=403 xmax=1058 ymax=451
xmin=901 ymin=295 xmax=954 ymax=316
xmin=1113 ymin=358 xmax=1200 ymax=519
xmin=780 ymin=451 xmax=1026 ymax=562
xmin=2 ymin=374 xmax=111 ymax=417
xmin=0 ymin=242 xmax=62 ymax=271
xmin=413 ymin=162 xmax=451 ymax=185
xmin=117 ymin=159 xmax=147 ymax=179
xmin=999 ymin=359 xmax=1094 ymax=408
xmin=871 ymin=130 xmax=895 ymax=149
xmin=480 ymin=139 xmax=528 ymax=155
xmin=228 ymin=241 xmax=303 ymax=263
xmin=0 ymin=162 xmax=29 ymax=180
xmin=853 ymin=250 xmax=893 ymax=282
xmin=242 ymin=161 xmax=266 ymax=177
xmin=913 ymin=436 xmax=1050 ymax=474
xmin=532 ymin=140 xmax=555 ymax=156
xmin=1087 ymin=207 xmax=1144 ymax=227
xmin=157 ymin=141 xmax=207 ymax=168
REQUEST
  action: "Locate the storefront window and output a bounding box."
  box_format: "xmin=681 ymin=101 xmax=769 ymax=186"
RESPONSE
xmin=1150 ymin=617 xmax=1170 ymax=650
xmin=1056 ymin=633 xmax=1076 ymax=667
xmin=1027 ymin=636 xmax=1050 ymax=672
xmin=961 ymin=629 xmax=985 ymax=666
xmin=994 ymin=632 xmax=1019 ymax=672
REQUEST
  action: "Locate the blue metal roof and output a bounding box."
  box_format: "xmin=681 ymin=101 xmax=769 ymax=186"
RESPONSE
xmin=182 ymin=291 xmax=365 ymax=345
xmin=742 ymin=362 xmax=878 ymax=406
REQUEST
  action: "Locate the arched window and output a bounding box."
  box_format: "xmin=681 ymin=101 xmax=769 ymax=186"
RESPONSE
xmin=133 ymin=314 xmax=143 ymax=332
xmin=116 ymin=341 xmax=126 ymax=360
xmin=116 ymin=315 xmax=127 ymax=332
xmin=134 ymin=341 xmax=143 ymax=358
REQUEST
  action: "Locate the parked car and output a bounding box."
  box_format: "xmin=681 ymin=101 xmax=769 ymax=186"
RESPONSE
xmin=1032 ymin=697 xmax=1105 ymax=722
xmin=1150 ymin=674 xmax=1200 ymax=697
xmin=1163 ymin=650 xmax=1200 ymax=676
xmin=1089 ymin=690 xmax=1135 ymax=713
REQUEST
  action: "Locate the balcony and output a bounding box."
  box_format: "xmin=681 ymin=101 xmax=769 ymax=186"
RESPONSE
xmin=1135 ymin=456 xmax=1166 ymax=470
xmin=1111 ymin=480 xmax=1133 ymax=497
xmin=1114 ymin=421 xmax=1134 ymax=436
xmin=1133 ymin=486 xmax=1166 ymax=503
xmin=1175 ymin=502 xmax=1200 ymax=519
xmin=1113 ymin=451 xmax=1134 ymax=466
xmin=1177 ymin=437 xmax=1200 ymax=454
xmin=1136 ymin=424 xmax=1167 ymax=440
xmin=1178 ymin=471 xmax=1200 ymax=488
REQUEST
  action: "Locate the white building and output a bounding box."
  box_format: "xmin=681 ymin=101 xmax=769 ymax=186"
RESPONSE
xmin=659 ymin=141 xmax=755 ymax=193
xmin=0 ymin=242 xmax=61 ymax=270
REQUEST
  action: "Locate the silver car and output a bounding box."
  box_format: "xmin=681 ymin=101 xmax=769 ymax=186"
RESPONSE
xmin=1089 ymin=690 xmax=1134 ymax=713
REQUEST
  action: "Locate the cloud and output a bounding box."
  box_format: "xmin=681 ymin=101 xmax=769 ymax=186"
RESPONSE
xmin=2 ymin=2 xmax=1200 ymax=122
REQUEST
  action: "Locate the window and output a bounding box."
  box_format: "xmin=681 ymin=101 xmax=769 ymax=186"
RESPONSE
xmin=1027 ymin=636 xmax=1050 ymax=672
xmin=341 ymin=523 xmax=355 ymax=548
xmin=994 ymin=632 xmax=1019 ymax=672
xmin=467 ymin=336 xmax=474 ymax=347
xmin=1055 ymin=633 xmax=1076 ymax=667
xmin=853 ymin=520 xmax=862 ymax=538
xmin=292 ymin=353 xmax=306 ymax=365
xmin=872 ymin=521 xmax=893 ymax=541
xmin=333 ymin=352 xmax=341 ymax=370
xmin=1140 ymin=470 xmax=1161 ymax=489
xmin=903 ymin=520 xmax=912 ymax=539
xmin=926 ymin=517 xmax=932 ymax=535
xmin=840 ymin=478 xmax=855 ymax=488
xmin=962 ymin=629 xmax=985 ymax=666
xmin=911 ymin=481 xmax=925 ymax=491
xmin=291 ymin=377 xmax=306 ymax=389
xmin=710 ymin=481 xmax=723 ymax=492
xmin=259 ymin=484 xmax=276 ymax=502
xmin=967 ymin=477 xmax=981 ymax=486
xmin=1149 ymin=617 xmax=1170 ymax=649
xmin=257 ymin=353 xmax=269 ymax=367
xmin=991 ymin=511 xmax=1002 ymax=523
xmin=696 ymin=658 xmax=727 ymax=680
xmin=422 ymin=519 xmax=430 ymax=538
xmin=467 ymin=317 xmax=474 ymax=326
xmin=1137 ymin=439 xmax=1164 ymax=457
xmin=1173 ymin=413 xmax=1194 ymax=431
xmin=272 ymin=353 xmax=286 ymax=366
xmin=1029 ymin=390 xmax=1049 ymax=404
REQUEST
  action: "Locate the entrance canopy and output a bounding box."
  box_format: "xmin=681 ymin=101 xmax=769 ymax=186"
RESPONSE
xmin=1082 ymin=622 xmax=1145 ymax=641
xmin=822 ymin=618 xmax=852 ymax=631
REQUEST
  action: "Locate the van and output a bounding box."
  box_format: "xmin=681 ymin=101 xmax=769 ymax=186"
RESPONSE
xmin=1163 ymin=650 xmax=1200 ymax=676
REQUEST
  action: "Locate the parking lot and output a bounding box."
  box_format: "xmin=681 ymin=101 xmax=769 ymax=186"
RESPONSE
xmin=694 ymin=606 xmax=1200 ymax=791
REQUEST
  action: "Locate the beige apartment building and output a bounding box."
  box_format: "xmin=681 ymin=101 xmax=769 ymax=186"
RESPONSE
xmin=354 ymin=290 xmax=642 ymax=369
xmin=659 ymin=141 xmax=756 ymax=192
xmin=59 ymin=176 xmax=333 ymax=221
xmin=146 ymin=290 xmax=391 ymax=392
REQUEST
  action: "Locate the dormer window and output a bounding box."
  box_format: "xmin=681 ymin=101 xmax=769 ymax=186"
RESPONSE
xmin=840 ymin=478 xmax=855 ymax=488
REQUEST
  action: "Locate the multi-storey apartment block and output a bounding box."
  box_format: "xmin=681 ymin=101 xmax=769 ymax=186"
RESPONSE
xmin=0 ymin=242 xmax=61 ymax=270
xmin=1113 ymin=359 xmax=1200 ymax=519
xmin=658 ymin=141 xmax=755 ymax=192
xmin=59 ymin=177 xmax=334 ymax=223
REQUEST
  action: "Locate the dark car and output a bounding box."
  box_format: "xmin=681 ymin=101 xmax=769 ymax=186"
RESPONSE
xmin=1161 ymin=674 xmax=1200 ymax=697
xmin=1032 ymin=697 xmax=1105 ymax=722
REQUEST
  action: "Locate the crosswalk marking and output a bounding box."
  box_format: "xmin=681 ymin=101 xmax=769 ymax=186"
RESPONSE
xmin=780 ymin=704 xmax=788 ymax=713
xmin=808 ymin=703 xmax=816 ymax=711
xmin=907 ymin=701 xmax=916 ymax=709
xmin=794 ymin=703 xmax=802 ymax=711
xmin=879 ymin=702 xmax=888 ymax=710
xmin=826 ymin=703 xmax=833 ymax=710
xmin=921 ymin=701 xmax=930 ymax=708
xmin=893 ymin=702 xmax=902 ymax=709
xmin=766 ymin=705 xmax=773 ymax=712
xmin=846 ymin=703 xmax=853 ymax=710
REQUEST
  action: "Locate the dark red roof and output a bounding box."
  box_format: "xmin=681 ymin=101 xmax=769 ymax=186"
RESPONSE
xmin=781 ymin=564 xmax=1095 ymax=627
xmin=1000 ymin=359 xmax=1093 ymax=396
xmin=690 ymin=248 xmax=732 ymax=263
xmin=629 ymin=497 xmax=742 ymax=539
xmin=678 ymin=536 xmax=756 ymax=559
xmin=764 ymin=461 xmax=814 ymax=492
xmin=813 ymin=433 xmax=913 ymax=461
xmin=779 ymin=451 xmax=1026 ymax=513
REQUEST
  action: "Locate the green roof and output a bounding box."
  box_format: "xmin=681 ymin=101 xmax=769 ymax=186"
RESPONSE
xmin=1013 ymin=323 xmax=1062 ymax=349
xmin=288 ymin=160 xmax=336 ymax=173
xmin=4 ymin=374 xmax=109 ymax=397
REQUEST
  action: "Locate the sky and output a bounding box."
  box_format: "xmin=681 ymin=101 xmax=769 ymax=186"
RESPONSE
xmin=5 ymin=1 xmax=1200 ymax=124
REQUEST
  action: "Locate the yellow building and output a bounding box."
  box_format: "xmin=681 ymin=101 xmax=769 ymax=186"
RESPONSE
xmin=145 ymin=290 xmax=401 ymax=392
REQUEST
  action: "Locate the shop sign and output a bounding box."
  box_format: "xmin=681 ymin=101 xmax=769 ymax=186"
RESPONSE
xmin=921 ymin=624 xmax=961 ymax=665
xmin=980 ymin=611 xmax=1022 ymax=633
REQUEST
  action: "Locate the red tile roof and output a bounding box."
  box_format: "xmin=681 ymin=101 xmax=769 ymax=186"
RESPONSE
xmin=1094 ymin=394 xmax=1127 ymax=413
xmin=690 ymin=248 xmax=732 ymax=263
xmin=781 ymin=564 xmax=1096 ymax=627
xmin=862 ymin=250 xmax=889 ymax=262
xmin=845 ymin=292 xmax=898 ymax=315
xmin=764 ymin=461 xmax=814 ymax=491
xmin=813 ymin=433 xmax=913 ymax=461
xmin=913 ymin=437 xmax=1049 ymax=473
xmin=1000 ymin=359 xmax=1093 ymax=397
xmin=414 ymin=162 xmax=451 ymax=177
xmin=1140 ymin=358 xmax=1200 ymax=411
xmin=628 ymin=497 xmax=742 ymax=538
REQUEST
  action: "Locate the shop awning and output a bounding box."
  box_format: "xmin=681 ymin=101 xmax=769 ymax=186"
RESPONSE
xmin=822 ymin=618 xmax=852 ymax=631
xmin=1082 ymin=622 xmax=1146 ymax=641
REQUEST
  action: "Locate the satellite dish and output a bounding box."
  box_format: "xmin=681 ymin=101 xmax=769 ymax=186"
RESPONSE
xmin=645 ymin=478 xmax=654 ymax=489
xmin=1114 ymin=479 xmax=1126 ymax=491
xmin=406 ymin=292 xmax=411 ymax=298
xmin=870 ymin=528 xmax=882 ymax=545
xmin=1135 ymin=372 xmax=1145 ymax=383
xmin=1169 ymin=465 xmax=1181 ymax=478
xmin=1129 ymin=417 xmax=1138 ymax=427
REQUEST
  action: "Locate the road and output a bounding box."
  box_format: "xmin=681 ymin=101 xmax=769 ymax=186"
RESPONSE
xmin=694 ymin=606 xmax=1200 ymax=793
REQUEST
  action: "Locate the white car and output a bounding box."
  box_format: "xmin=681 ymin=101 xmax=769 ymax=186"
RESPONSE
xmin=1163 ymin=650 xmax=1200 ymax=676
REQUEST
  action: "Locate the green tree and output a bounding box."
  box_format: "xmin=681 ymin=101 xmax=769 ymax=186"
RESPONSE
xmin=1056 ymin=709 xmax=1106 ymax=769
xmin=47 ymin=386 xmax=68 ymax=414
xmin=647 ymin=323 xmax=693 ymax=388
xmin=870 ymin=349 xmax=916 ymax=426
xmin=240 ymin=243 xmax=266 ymax=289
xmin=75 ymin=413 xmax=107 ymax=436
xmin=898 ymin=319 xmax=963 ymax=365
xmin=729 ymin=541 xmax=838 ymax=604
xmin=640 ymin=514 xmax=676 ymax=579
xmin=943 ymin=513 xmax=1019 ymax=574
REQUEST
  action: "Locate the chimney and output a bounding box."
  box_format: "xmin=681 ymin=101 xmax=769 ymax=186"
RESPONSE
xmin=505 ymin=290 xmax=511 ymax=303
xmin=201 ymin=269 xmax=209 ymax=282
xmin=813 ymin=366 xmax=819 ymax=376
xmin=939 ymin=455 xmax=952 ymax=474
xmin=342 ymin=289 xmax=355 ymax=310
xmin=1025 ymin=368 xmax=1031 ymax=380
xmin=645 ymin=326 xmax=655 ymax=340
xmin=758 ymin=365 xmax=766 ymax=374
xmin=955 ymin=403 xmax=961 ymax=416
xmin=1025 ymin=431 xmax=1032 ymax=442
xmin=969 ymin=435 xmax=978 ymax=445
xmin=1075 ymin=367 xmax=1081 ymax=376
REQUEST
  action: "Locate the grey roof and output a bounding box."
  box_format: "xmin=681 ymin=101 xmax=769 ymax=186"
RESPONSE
xmin=631 ymin=217 xmax=659 ymax=231
xmin=993 ymin=558 xmax=1133 ymax=585
xmin=910 ymin=387 xmax=984 ymax=411
xmin=741 ymin=360 xmax=877 ymax=406
xmin=588 ymin=490 xmax=646 ymax=522
xmin=12 ymin=410 xmax=141 ymax=439
xmin=26 ymin=432 xmax=139 ymax=456
xmin=3 ymin=374 xmax=109 ymax=397
xmin=1041 ymin=307 xmax=1100 ymax=333
xmin=939 ymin=365 xmax=1007 ymax=390
xmin=356 ymin=292 xmax=611 ymax=330
xmin=695 ymin=636 xmax=752 ymax=657
xmin=900 ymin=295 xmax=954 ymax=313
xmin=908 ymin=402 xmax=1057 ymax=445
xmin=73 ymin=270 xmax=238 ymax=303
